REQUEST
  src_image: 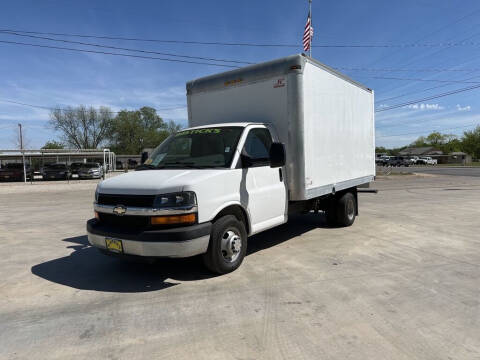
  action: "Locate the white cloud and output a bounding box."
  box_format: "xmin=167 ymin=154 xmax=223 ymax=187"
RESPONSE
xmin=456 ymin=104 xmax=471 ymax=112
xmin=403 ymin=103 xmax=444 ymax=111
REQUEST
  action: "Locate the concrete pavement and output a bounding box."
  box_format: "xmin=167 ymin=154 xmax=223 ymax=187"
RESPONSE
xmin=0 ymin=174 xmax=479 ymax=359
xmin=390 ymin=165 xmax=480 ymax=177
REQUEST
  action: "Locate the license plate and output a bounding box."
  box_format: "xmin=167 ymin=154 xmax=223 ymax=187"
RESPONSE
xmin=105 ymin=238 xmax=123 ymax=253
xmin=71 ymin=174 xmax=78 ymax=178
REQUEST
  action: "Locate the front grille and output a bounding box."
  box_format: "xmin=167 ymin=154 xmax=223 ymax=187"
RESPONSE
xmin=98 ymin=194 xmax=155 ymax=207
xmin=98 ymin=213 xmax=150 ymax=229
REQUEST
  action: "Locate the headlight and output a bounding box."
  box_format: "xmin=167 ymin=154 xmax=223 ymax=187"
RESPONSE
xmin=153 ymin=191 xmax=197 ymax=209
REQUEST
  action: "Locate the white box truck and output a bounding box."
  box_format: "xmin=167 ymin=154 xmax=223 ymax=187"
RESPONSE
xmin=87 ymin=54 xmax=375 ymax=274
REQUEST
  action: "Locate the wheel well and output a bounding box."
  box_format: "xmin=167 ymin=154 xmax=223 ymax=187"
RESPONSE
xmin=213 ymin=205 xmax=250 ymax=234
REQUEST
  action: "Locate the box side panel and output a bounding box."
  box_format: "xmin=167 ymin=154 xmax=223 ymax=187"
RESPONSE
xmin=302 ymin=61 xmax=375 ymax=198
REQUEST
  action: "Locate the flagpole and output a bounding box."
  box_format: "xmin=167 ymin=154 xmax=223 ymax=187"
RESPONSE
xmin=309 ymin=0 xmax=312 ymax=57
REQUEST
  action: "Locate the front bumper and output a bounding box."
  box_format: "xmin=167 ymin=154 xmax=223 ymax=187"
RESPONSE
xmin=86 ymin=219 xmax=211 ymax=258
xmin=79 ymin=173 xmax=100 ymax=178
xmin=43 ymin=173 xmax=68 ymax=179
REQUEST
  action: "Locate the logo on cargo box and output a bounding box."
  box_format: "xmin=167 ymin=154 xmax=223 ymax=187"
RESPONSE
xmin=273 ymin=78 xmax=285 ymax=88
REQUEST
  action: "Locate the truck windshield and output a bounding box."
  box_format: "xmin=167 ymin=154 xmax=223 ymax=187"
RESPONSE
xmin=141 ymin=126 xmax=244 ymax=169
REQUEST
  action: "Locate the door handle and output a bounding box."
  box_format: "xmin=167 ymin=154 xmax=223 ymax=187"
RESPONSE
xmin=278 ymin=168 xmax=283 ymax=182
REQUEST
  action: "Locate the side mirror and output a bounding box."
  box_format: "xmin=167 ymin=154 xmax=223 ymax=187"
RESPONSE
xmin=270 ymin=143 xmax=286 ymax=168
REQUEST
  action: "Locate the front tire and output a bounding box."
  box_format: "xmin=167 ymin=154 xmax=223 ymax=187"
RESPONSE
xmin=203 ymin=215 xmax=247 ymax=274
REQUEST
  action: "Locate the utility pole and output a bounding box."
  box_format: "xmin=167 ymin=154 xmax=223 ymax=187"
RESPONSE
xmin=18 ymin=123 xmax=26 ymax=183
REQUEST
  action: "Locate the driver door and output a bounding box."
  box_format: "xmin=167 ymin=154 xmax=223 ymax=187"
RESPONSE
xmin=239 ymin=127 xmax=287 ymax=234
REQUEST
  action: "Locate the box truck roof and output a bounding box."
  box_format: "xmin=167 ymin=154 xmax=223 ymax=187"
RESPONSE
xmin=186 ymin=53 xmax=372 ymax=95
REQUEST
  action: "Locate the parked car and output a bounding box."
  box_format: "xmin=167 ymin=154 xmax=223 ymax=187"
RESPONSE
xmin=420 ymin=156 xmax=437 ymax=165
xmin=69 ymin=162 xmax=84 ymax=179
xmin=376 ymin=155 xmax=392 ymax=166
xmin=127 ymin=159 xmax=138 ymax=168
xmin=42 ymin=163 xmax=71 ymax=180
xmin=408 ymin=156 xmax=420 ymax=165
xmin=78 ymin=162 xmax=104 ymax=179
xmin=0 ymin=163 xmax=33 ymax=181
xmin=387 ymin=156 xmax=410 ymax=167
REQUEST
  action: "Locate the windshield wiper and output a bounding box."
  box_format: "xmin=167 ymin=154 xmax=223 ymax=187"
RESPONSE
xmin=135 ymin=164 xmax=156 ymax=170
xmin=163 ymin=161 xmax=209 ymax=169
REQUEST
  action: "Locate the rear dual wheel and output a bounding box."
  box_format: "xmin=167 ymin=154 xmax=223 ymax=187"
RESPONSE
xmin=325 ymin=192 xmax=356 ymax=227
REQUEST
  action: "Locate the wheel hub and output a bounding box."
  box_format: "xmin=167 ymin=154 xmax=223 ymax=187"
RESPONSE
xmin=347 ymin=199 xmax=354 ymax=220
xmin=221 ymin=230 xmax=242 ymax=262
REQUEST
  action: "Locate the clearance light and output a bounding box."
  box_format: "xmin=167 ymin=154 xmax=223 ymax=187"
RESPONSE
xmin=95 ymin=211 xmax=100 ymax=220
xmin=151 ymin=213 xmax=197 ymax=225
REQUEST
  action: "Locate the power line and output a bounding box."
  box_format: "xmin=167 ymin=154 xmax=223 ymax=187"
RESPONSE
xmin=370 ymin=76 xmax=480 ymax=84
xmin=5 ymin=28 xmax=480 ymax=48
xmin=0 ymin=39 xmax=239 ymax=68
xmin=377 ymin=122 xmax=478 ymax=138
xmin=339 ymin=67 xmax=480 ymax=73
xmin=0 ymin=99 xmax=187 ymax=114
xmin=0 ymin=31 xmax=253 ymax=65
xmin=375 ymin=83 xmax=480 ymax=112
xmin=361 ymin=8 xmax=480 ymax=98
xmin=6 ymin=31 xmax=480 ymax=74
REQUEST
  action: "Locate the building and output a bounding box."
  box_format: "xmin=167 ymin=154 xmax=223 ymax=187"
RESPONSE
xmin=398 ymin=147 xmax=472 ymax=165
xmin=398 ymin=147 xmax=443 ymax=156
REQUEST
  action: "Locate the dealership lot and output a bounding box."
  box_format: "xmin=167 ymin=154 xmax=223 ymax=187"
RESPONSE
xmin=0 ymin=173 xmax=479 ymax=359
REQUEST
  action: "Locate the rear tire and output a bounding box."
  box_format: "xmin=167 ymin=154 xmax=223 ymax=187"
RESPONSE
xmin=336 ymin=192 xmax=356 ymax=227
xmin=325 ymin=192 xmax=356 ymax=227
xmin=202 ymin=215 xmax=247 ymax=274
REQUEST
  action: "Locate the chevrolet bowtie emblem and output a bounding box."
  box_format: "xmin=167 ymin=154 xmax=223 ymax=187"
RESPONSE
xmin=113 ymin=205 xmax=127 ymax=216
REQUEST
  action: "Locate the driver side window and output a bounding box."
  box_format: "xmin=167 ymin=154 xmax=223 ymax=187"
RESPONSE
xmin=242 ymin=128 xmax=273 ymax=166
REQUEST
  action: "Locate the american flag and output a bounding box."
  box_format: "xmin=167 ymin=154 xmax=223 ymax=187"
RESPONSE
xmin=303 ymin=11 xmax=314 ymax=52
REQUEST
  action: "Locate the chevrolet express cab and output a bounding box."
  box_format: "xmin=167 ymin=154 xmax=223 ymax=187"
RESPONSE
xmin=87 ymin=54 xmax=375 ymax=274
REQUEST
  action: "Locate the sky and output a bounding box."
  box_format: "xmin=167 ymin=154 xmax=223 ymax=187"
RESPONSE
xmin=1 ymin=0 xmax=480 ymax=149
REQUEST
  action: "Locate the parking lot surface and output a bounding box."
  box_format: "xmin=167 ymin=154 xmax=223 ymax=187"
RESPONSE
xmin=391 ymin=165 xmax=480 ymax=177
xmin=1 ymin=173 xmax=479 ymax=359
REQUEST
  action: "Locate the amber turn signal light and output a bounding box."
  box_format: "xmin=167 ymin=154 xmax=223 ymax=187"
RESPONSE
xmin=151 ymin=213 xmax=196 ymax=225
xmin=94 ymin=211 xmax=100 ymax=220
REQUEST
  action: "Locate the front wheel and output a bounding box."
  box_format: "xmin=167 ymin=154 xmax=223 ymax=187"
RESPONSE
xmin=202 ymin=215 xmax=247 ymax=274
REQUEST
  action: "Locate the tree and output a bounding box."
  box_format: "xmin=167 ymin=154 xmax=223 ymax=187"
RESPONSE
xmin=42 ymin=140 xmax=64 ymax=149
xmin=461 ymin=126 xmax=480 ymax=159
xmin=410 ymin=136 xmax=427 ymax=147
xmin=108 ymin=107 xmax=172 ymax=154
xmin=425 ymin=132 xmax=447 ymax=146
xmin=49 ymin=105 xmax=113 ymax=149
xmin=167 ymin=119 xmax=183 ymax=134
